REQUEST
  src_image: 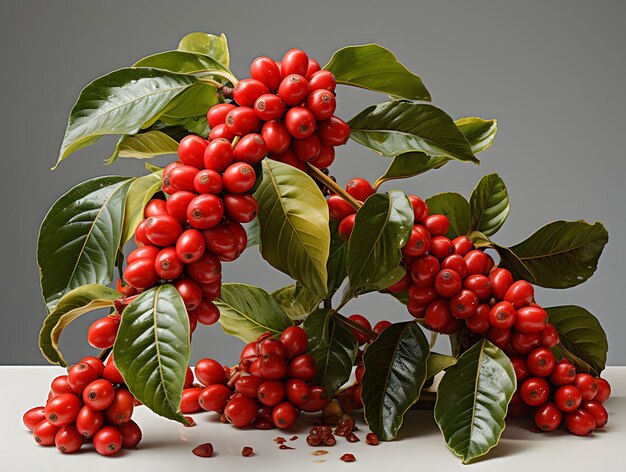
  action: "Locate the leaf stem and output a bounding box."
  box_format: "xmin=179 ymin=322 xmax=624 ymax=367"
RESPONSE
xmin=306 ymin=163 xmax=362 ymax=211
xmin=98 ymin=347 xmax=112 ymax=362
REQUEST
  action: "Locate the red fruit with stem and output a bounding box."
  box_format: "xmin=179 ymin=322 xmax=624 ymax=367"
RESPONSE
xmin=233 ymin=133 xmax=267 ymax=164
xmin=222 ymin=162 xmax=256 ymax=194
xmin=82 ymin=379 xmax=115 ymax=410
xmin=345 ymin=178 xmax=374 ymax=202
xmin=209 ymin=123 xmax=235 ymax=141
xmin=574 ymin=374 xmax=598 ymax=401
xmin=173 ymin=278 xmax=202 ymax=310
xmin=225 ymin=107 xmax=261 ymax=136
xmin=285 ymin=106 xmax=316 ymax=139
xmin=195 ymin=358 xmax=228 ymax=386
xmin=187 ymin=194 xmax=224 ymax=229
xmin=317 ymin=116 xmax=350 ymax=146
xmin=224 ymin=397 xmax=258 ymax=428
xmin=449 ymin=289 xmax=478 ymax=319
xmin=514 ymin=305 xmax=548 ymax=333
xmin=327 ymin=194 xmax=355 ymax=221
xmin=207 ymin=103 xmax=236 ymax=128
xmin=87 ymin=316 xmax=119 ymax=349
xmin=124 ymin=258 xmax=160 ymax=289
xmin=280 ymin=326 xmax=309 ymax=359
xmin=549 ymin=360 xmax=576 ymax=386
xmin=554 ymin=385 xmax=582 ymax=412
xmin=489 ymin=301 xmax=517 ymax=329
xmin=430 ymin=236 xmax=455 ymax=261
xmin=348 ymin=314 xmax=373 ymax=345
xmin=452 ymin=235 xmax=473 ymax=256
xmin=204 ymin=138 xmax=234 ymax=172
xmin=441 ymin=254 xmax=468 ymax=279
xmin=54 ymin=424 xmax=85 ymax=454
xmin=464 ymin=250 xmax=491 ymax=275
xmin=272 ymin=401 xmax=299 ymax=429
xmin=306 ymin=89 xmax=336 ymax=120
xmin=254 ymin=93 xmax=286 ymax=121
xmin=288 ymin=354 xmax=317 ymax=382
xmin=45 ymin=393 xmax=82 ymax=426
xmin=167 ymin=165 xmax=199 ymax=193
xmin=233 ymin=78 xmax=269 ymax=107
xmin=75 ymin=405 xmax=104 ymax=438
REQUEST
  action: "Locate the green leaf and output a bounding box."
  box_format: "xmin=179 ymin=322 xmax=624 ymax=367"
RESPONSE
xmin=348 ymin=101 xmax=477 ymax=162
xmin=134 ymin=50 xmax=233 ymax=79
xmin=120 ymin=171 xmax=163 ymax=246
xmin=434 ymin=339 xmax=516 ymax=464
xmin=496 ymin=221 xmax=608 ymax=288
xmin=374 ymin=152 xmax=448 ymax=188
xmin=38 ymin=176 xmax=133 ymax=312
xmin=271 ymin=285 xmax=322 ymax=321
xmin=113 ymin=285 xmax=189 ymax=424
xmin=160 ymin=83 xmax=219 ymax=120
xmin=323 ymin=44 xmax=430 ymax=101
xmin=455 ymin=117 xmax=497 ymax=155
xmin=254 ymin=160 xmax=330 ymax=298
xmin=216 ymin=283 xmax=293 ymax=343
xmin=546 ymin=305 xmax=607 ymax=375
xmin=245 ymin=217 xmax=260 ymax=248
xmin=39 ymin=285 xmax=119 ymax=365
xmin=469 ymin=173 xmax=510 ymax=237
xmin=362 ymin=322 xmax=429 ymax=440
xmin=345 ymin=191 xmax=413 ymax=300
xmin=107 ymin=131 xmax=179 ymax=165
xmin=327 ymin=220 xmax=348 ymax=297
xmin=426 ymin=352 xmax=457 ymax=380
xmin=303 ymin=310 xmax=358 ymax=395
xmin=426 ymin=192 xmax=471 ymax=239
xmin=55 ymin=68 xmax=199 ymax=167
xmin=177 ymin=32 xmax=230 ymax=68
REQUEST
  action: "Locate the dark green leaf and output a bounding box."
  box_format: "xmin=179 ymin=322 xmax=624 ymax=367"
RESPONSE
xmin=107 ymin=131 xmax=179 ymax=165
xmin=38 ymin=176 xmax=133 ymax=311
xmin=216 ymin=284 xmax=293 ymax=342
xmin=327 ymin=220 xmax=348 ymax=297
xmin=245 ymin=217 xmax=260 ymax=248
xmin=374 ymin=152 xmax=448 ymax=188
xmin=426 ymin=192 xmax=471 ymax=239
xmin=271 ymin=285 xmax=322 ymax=321
xmin=254 ymin=160 xmax=330 ymax=298
xmin=345 ymin=191 xmax=413 ymax=300
xmin=362 ymin=322 xmax=429 ymax=440
xmin=114 ymin=285 xmax=189 ymax=424
xmin=469 ymin=173 xmax=510 ymax=237
xmin=348 ymin=101 xmax=477 ymax=162
xmin=39 ymin=285 xmax=119 ymax=365
xmin=455 ymin=117 xmax=497 ymax=154
xmin=177 ymin=32 xmax=230 ymax=68
xmin=160 ymin=83 xmax=219 ymax=120
xmin=496 ymin=221 xmax=608 ymax=288
xmin=55 ymin=68 xmax=199 ymax=167
xmin=426 ymin=352 xmax=457 ymax=380
xmin=134 ymin=50 xmax=233 ymax=81
xmin=547 ymin=305 xmax=607 ymax=375
xmin=324 ymin=44 xmax=430 ymax=100
xmin=303 ymin=310 xmax=358 ymax=395
xmin=121 ymin=171 xmax=163 ymax=245
xmin=434 ymin=339 xmax=516 ymax=464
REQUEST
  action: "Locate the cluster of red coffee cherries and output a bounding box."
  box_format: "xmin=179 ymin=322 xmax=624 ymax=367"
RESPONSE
xmin=177 ymin=326 xmax=329 ymax=429
xmin=510 ymin=351 xmax=611 ymax=435
xmin=22 ymin=356 xmax=141 ymax=456
xmin=214 ymin=48 xmax=349 ymax=172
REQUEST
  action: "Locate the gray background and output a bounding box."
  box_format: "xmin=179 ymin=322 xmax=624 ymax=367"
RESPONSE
xmin=1 ymin=0 xmax=624 ymax=366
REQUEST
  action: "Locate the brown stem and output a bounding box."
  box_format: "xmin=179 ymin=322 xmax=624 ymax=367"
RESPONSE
xmin=306 ymin=164 xmax=362 ymax=211
xmin=98 ymin=347 xmax=112 ymax=362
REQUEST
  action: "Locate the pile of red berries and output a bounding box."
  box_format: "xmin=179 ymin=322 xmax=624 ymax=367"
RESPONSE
xmin=178 ymin=326 xmax=329 ymax=430
xmin=22 ymin=356 xmax=141 ymax=456
xmin=214 ymin=48 xmax=349 ymax=172
xmin=511 ymin=351 xmax=611 ymax=435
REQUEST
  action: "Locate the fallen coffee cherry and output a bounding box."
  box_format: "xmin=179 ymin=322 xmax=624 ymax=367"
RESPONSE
xmin=192 ymin=443 xmax=214 ymax=457
xmin=346 ymin=432 xmax=359 ymax=443
xmin=307 ymin=434 xmax=322 ymax=446
xmin=279 ymin=444 xmax=295 ymax=450
xmin=365 ymin=432 xmax=379 ymax=445
xmin=322 ymin=434 xmax=336 ymax=447
xmin=242 ymin=446 xmax=254 ymax=457
xmin=340 ymin=453 xmax=356 ymax=462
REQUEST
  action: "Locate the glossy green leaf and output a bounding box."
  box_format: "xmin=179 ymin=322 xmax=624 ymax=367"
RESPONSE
xmin=374 ymin=152 xmax=448 ymax=189
xmin=254 ymin=160 xmax=330 ymax=298
xmin=324 ymin=44 xmax=430 ymax=100
xmin=345 ymin=191 xmax=413 ymax=300
xmin=303 ymin=309 xmax=358 ymax=395
xmin=55 ymin=68 xmax=198 ymax=167
xmin=245 ymin=217 xmax=260 ymax=248
xmin=348 ymin=101 xmax=477 ymax=162
xmin=120 ymin=171 xmax=163 ymax=245
xmin=39 ymin=285 xmax=119 ymax=365
xmin=134 ymin=50 xmax=234 ymax=81
xmin=177 ymin=32 xmax=230 ymax=68
xmin=469 ymin=173 xmax=510 ymax=237
xmin=114 ymin=285 xmax=189 ymax=424
xmin=38 ymin=176 xmax=133 ymax=312
xmin=496 ymin=221 xmax=608 ymax=288
xmin=434 ymin=339 xmax=516 ymax=464
xmin=107 ymin=131 xmax=179 ymax=165
xmin=327 ymin=220 xmax=348 ymax=297
xmin=271 ymin=284 xmax=322 ymax=321
xmin=426 ymin=192 xmax=471 ymax=239
xmin=547 ymin=305 xmax=607 ymax=375
xmin=362 ymin=322 xmax=429 ymax=440
xmin=216 ymin=283 xmax=293 ymax=342
xmin=426 ymin=352 xmax=457 ymax=380
xmin=160 ymin=83 xmax=220 ymax=119
xmin=455 ymin=117 xmax=497 ymax=155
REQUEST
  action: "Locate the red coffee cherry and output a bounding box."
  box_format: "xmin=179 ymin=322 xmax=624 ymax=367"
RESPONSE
xmin=87 ymin=316 xmax=119 ymax=349
xmin=345 ymin=178 xmax=374 ymax=202
xmin=173 ymin=278 xmax=203 ymax=310
xmin=486 ymin=326 xmax=512 ymax=349
xmin=116 ymin=278 xmax=137 ymax=297
xmin=327 ymin=195 xmax=355 ymax=221
xmin=489 ymin=301 xmax=517 ymax=329
xmin=306 ymin=59 xmax=321 ymax=78
xmin=222 ymin=219 xmax=247 ymax=253
xmin=257 ymin=380 xmax=285 ymax=407
xmin=68 ymin=362 xmax=98 ymax=393
xmin=193 ymin=169 xmax=223 ymax=194
xmin=133 ymin=220 xmax=150 ymax=246
xmin=511 ymin=357 xmax=530 ymax=382
xmin=167 ymin=165 xmax=199 ymax=193
xmin=540 ymin=324 xmax=559 ymax=348
xmin=187 ymin=194 xmax=224 ymax=229
xmin=175 ymin=229 xmax=205 ymax=263
xmin=511 ymin=331 xmax=541 ymax=355
xmin=514 ymin=305 xmax=548 ymax=333
xmin=594 ymin=378 xmax=611 ymax=403
xmin=423 ymin=214 xmax=449 ymax=236
xmin=425 ymin=298 xmax=456 ymax=332
xmin=80 ymin=355 xmax=105 ymax=377
xmin=207 ymin=103 xmax=236 ymax=128
xmin=165 ymin=191 xmax=194 ymax=224
xmin=555 ymin=385 xmax=583 ymax=412
xmin=258 ymin=353 xmax=288 ymax=379
xmin=33 ymin=420 xmax=60 ymax=447
xmin=124 ymin=258 xmax=160 ymax=289
xmin=488 ymin=268 xmax=514 ymax=301
xmin=526 ymin=347 xmax=556 ymax=377
xmin=465 ymin=303 xmax=491 ymax=334
xmin=504 ymin=280 xmax=534 ymax=308
xmin=55 ymin=424 xmax=84 ymax=454
xmin=441 ymin=254 xmax=468 ymax=279
xmin=75 ymin=405 xmax=104 ymax=438
xmin=300 ymin=385 xmax=329 ymax=412
xmin=186 ymin=252 xmax=222 ymax=284
xmin=582 ymin=400 xmax=608 ymax=429
xmin=144 ymin=214 xmax=183 ymax=246
xmin=102 ymin=356 xmax=124 ymax=384
xmin=409 ymin=284 xmax=439 ymax=306
xmin=434 ymin=269 xmax=462 ymax=298
xmin=272 ymin=401 xmax=299 ymax=429
xmin=449 ymin=289 xmax=478 ymax=319
xmin=233 ymin=133 xmax=267 ymax=164
xmin=199 ymin=384 xmax=231 ymax=411
xmin=348 ymin=314 xmax=372 ymax=345
xmin=104 ymin=388 xmax=134 ymax=426
xmin=233 ymin=78 xmax=269 ymax=107
xmin=282 ymin=49 xmax=309 ymax=76
xmin=204 ymin=138 xmax=234 ymax=172
xmin=309 ymin=144 xmax=335 ymax=168
xmin=202 ymin=225 xmax=237 ymax=255
xmin=82 ymin=379 xmax=115 ymax=411
xmin=317 ymin=116 xmax=350 ymax=146
xmin=463 ymin=274 xmax=492 ymax=301
xmin=520 ymin=377 xmax=550 ymax=406
xmin=223 ymin=194 xmax=258 ymax=223
xmin=278 ymin=74 xmax=309 ymax=106
xmin=464 ymin=250 xmax=491 ymax=275
xmin=45 ymin=393 xmax=82 ymax=426
xmin=119 ymin=419 xmax=142 ymax=448
xmin=430 ymin=237 xmax=454 ymax=261
xmin=180 ymin=387 xmax=203 ymax=414
xmin=254 ymin=93 xmax=286 ymax=121
xmin=549 ymin=360 xmax=576 ymax=386
xmin=338 ymin=214 xmax=356 ymax=240
xmin=224 ymin=397 xmax=258 ymax=428
xmin=127 ymin=245 xmax=160 ymax=264
xmin=306 ymin=89 xmax=336 ymax=120
xmin=222 ymin=162 xmax=256 ymax=194
xmin=534 ymin=401 xmax=562 ymax=432
xmin=23 ymin=406 xmax=46 ymax=431
xmin=178 ymin=135 xmax=208 ymax=169
xmin=565 ymin=409 xmax=596 ymax=436
xmin=280 ymin=326 xmax=309 ymax=359
xmin=209 ymin=123 xmax=235 ymax=141
xmin=308 ymin=70 xmax=336 ymax=91
xmin=225 ymin=107 xmax=261 ymax=136
xmin=410 ymin=255 xmax=440 ymax=287
xmin=155 ymin=246 xmax=184 ymax=280
xmin=407 ymin=195 xmax=428 ymax=221
xmin=144 ymin=199 xmax=168 ymax=218
xmin=574 ymin=373 xmax=598 ymax=401
xmin=402 ymin=224 xmax=431 ymax=257
xmin=407 ymin=300 xmax=427 ymax=319
xmin=288 ymin=354 xmax=317 ymax=382
xmin=292 ymin=134 xmax=321 ymax=161
xmin=388 ymin=271 xmax=411 ymax=293
xmin=250 ymin=56 xmax=282 ymax=90
xmin=195 ymin=358 xmax=227 ymax=386
xmin=285 ymin=106 xmax=316 ymax=138
xmin=452 ymin=235 xmax=473 ymax=256
xmin=192 ymin=299 xmax=220 ymax=326
xmin=93 ymin=425 xmax=123 ymax=456
xmin=373 ymin=320 xmax=392 ymax=334
xmin=262 ymin=121 xmax=291 ymax=154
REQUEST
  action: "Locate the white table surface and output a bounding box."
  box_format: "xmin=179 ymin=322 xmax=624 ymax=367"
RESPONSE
xmin=1 ymin=366 xmax=623 ymax=471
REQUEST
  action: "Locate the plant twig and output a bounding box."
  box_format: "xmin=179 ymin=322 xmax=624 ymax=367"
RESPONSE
xmin=98 ymin=347 xmax=112 ymax=362
xmin=306 ymin=164 xmax=362 ymax=211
